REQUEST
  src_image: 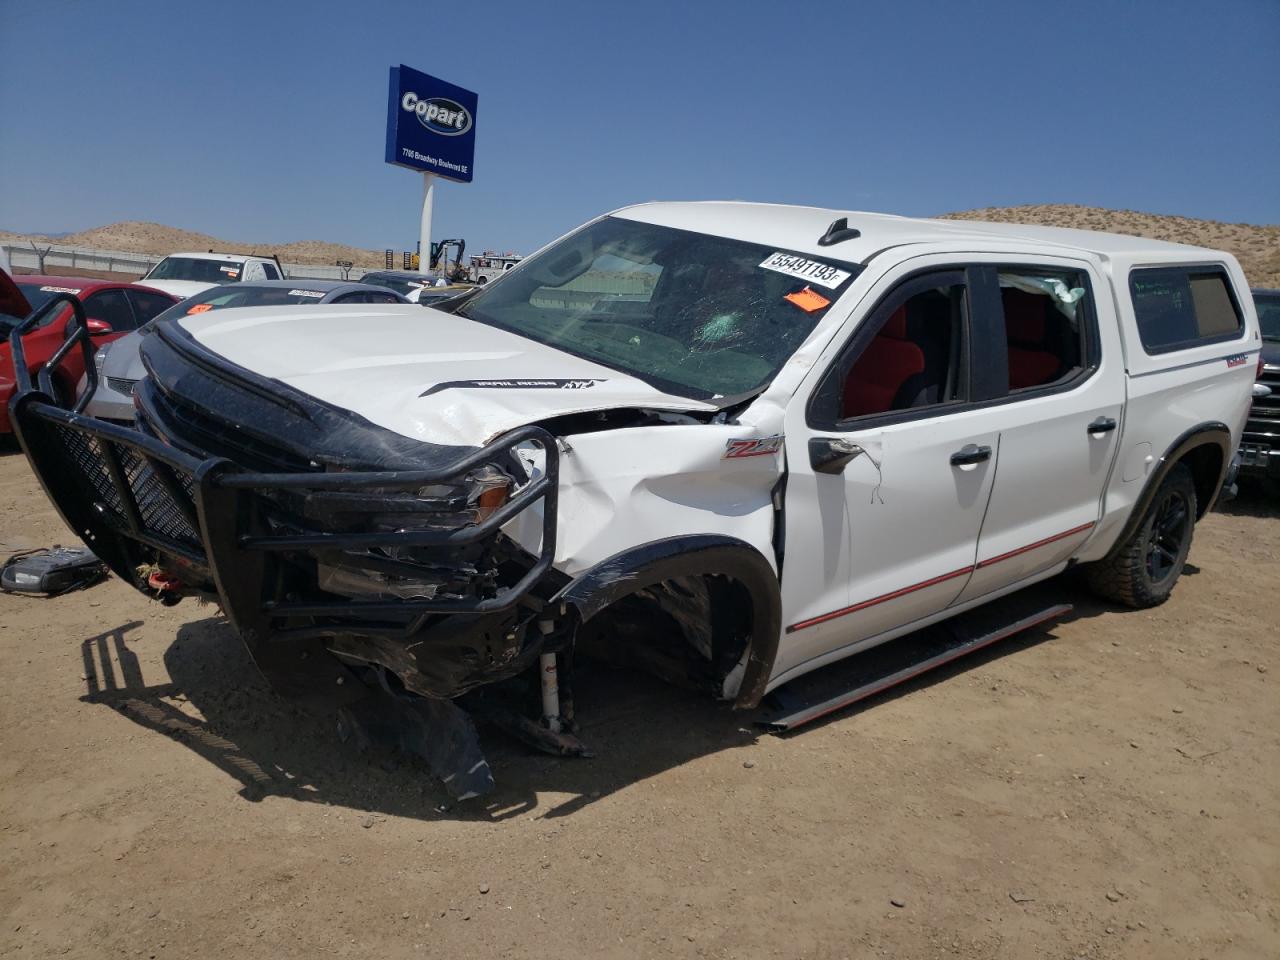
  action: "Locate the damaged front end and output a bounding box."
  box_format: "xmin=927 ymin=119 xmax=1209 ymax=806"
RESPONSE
xmin=8 ymin=317 xmax=578 ymax=798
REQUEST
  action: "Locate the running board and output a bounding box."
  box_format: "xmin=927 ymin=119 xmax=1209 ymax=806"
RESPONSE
xmin=758 ymin=602 xmax=1072 ymax=732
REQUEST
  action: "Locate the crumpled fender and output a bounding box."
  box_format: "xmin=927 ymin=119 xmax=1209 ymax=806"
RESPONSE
xmin=550 ymin=534 xmax=781 ymax=709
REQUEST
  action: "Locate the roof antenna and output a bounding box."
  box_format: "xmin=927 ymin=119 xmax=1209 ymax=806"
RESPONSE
xmin=817 ymin=217 xmax=861 ymax=247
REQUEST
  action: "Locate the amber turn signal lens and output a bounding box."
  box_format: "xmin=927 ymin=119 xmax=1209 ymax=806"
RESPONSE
xmin=476 ymin=484 xmax=509 ymax=521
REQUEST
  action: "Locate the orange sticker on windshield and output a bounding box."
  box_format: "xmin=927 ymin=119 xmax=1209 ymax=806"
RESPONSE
xmin=784 ymin=286 xmax=830 ymax=313
xmin=186 ymin=303 xmax=213 ymax=314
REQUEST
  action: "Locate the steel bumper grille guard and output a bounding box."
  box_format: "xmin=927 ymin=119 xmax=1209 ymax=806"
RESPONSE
xmin=8 ymin=308 xmax=556 ymax=632
xmin=9 ymin=395 xmax=558 ymax=625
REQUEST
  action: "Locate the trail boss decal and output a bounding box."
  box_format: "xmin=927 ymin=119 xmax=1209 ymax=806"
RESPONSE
xmin=419 ymin=378 xmax=605 ymax=398
xmin=758 ymin=252 xmax=851 ymax=290
xmin=724 ymin=435 xmax=784 ymax=459
xmin=1225 ymin=354 xmax=1250 ymax=368
xmin=401 ymin=92 xmax=473 ymax=137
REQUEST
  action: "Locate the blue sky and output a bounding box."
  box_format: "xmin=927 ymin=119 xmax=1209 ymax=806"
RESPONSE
xmin=1 ymin=0 xmax=1277 ymax=256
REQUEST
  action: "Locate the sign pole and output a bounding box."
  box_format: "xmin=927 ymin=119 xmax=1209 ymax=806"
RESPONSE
xmin=419 ymin=171 xmax=436 ymax=276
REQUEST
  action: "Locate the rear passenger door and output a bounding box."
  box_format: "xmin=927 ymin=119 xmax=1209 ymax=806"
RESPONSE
xmin=952 ymin=257 xmax=1125 ymax=604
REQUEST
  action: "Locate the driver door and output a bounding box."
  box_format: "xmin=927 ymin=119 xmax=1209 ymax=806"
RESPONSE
xmin=774 ymin=264 xmax=1001 ymax=684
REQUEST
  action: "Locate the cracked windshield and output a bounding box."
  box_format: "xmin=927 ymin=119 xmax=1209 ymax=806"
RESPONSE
xmin=455 ymin=215 xmax=861 ymax=399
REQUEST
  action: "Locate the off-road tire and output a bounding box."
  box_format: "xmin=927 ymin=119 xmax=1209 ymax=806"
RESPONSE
xmin=1086 ymin=463 xmax=1197 ymax=609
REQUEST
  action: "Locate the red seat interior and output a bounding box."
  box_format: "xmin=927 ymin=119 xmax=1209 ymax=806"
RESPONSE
xmin=842 ymin=307 xmax=926 ymax=418
xmin=1004 ymin=290 xmax=1061 ymax=389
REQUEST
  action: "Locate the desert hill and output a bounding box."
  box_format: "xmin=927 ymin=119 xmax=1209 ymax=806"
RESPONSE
xmin=0 ymin=221 xmax=389 ymax=269
xmin=3 ymin=205 xmax=1278 ymax=285
xmin=938 ymin=204 xmax=1279 ymax=288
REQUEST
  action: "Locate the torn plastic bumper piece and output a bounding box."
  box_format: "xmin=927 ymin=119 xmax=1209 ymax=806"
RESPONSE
xmin=7 ymin=394 xmax=560 ymax=704
xmin=337 ymin=684 xmax=495 ymax=801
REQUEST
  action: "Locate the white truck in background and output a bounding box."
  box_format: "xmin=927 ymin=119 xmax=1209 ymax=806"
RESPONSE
xmin=141 ymin=251 xmax=285 ymax=299
xmin=468 ymin=251 xmax=522 ymax=284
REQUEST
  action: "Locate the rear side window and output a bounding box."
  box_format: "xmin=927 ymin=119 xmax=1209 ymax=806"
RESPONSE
xmin=1130 ymin=267 xmax=1243 ymax=354
xmin=997 ymin=268 xmax=1091 ymax=392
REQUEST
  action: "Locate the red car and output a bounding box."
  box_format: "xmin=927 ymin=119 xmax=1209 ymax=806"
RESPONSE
xmin=0 ymin=273 xmax=177 ymax=433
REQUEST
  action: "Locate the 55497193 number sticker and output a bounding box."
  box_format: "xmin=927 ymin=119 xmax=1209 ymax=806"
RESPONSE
xmin=758 ymin=252 xmax=851 ymax=290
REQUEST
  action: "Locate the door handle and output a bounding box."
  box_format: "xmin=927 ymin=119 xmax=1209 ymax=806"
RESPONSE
xmin=950 ymin=443 xmax=992 ymax=467
xmin=1087 ymin=416 xmax=1118 ymax=435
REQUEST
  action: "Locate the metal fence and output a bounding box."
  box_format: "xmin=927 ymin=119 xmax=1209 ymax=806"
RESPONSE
xmin=1 ymin=241 xmax=368 ymax=281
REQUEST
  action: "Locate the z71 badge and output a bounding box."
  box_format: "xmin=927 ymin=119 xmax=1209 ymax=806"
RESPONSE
xmin=724 ymin=435 xmax=784 ymax=459
xmin=1225 ymin=354 xmax=1250 ymax=368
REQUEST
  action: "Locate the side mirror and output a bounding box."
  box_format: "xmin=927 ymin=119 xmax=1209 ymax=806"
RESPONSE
xmin=85 ymin=318 xmax=113 ymax=335
xmin=809 ymin=437 xmax=865 ymax=474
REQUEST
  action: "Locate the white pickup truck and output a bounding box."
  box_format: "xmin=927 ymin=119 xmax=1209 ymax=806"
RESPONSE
xmin=140 ymin=251 xmax=284 ymax=299
xmin=8 ymin=202 xmax=1258 ymax=796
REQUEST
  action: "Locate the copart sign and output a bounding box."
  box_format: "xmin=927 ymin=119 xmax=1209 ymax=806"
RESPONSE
xmin=384 ymin=64 xmax=478 ymax=183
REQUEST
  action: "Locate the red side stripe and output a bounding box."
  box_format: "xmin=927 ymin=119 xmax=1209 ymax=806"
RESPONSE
xmin=786 ymin=521 xmax=1097 ymax=634
xmin=975 ymin=521 xmax=1095 ymax=569
xmin=787 ymin=565 xmax=974 ymax=633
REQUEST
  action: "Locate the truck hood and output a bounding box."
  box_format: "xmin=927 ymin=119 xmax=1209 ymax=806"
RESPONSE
xmin=178 ymin=304 xmax=718 ymax=444
xmin=143 ymin=279 xmax=218 ymax=299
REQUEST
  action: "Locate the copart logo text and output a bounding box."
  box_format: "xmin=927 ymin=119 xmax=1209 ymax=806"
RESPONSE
xmin=401 ymin=92 xmax=472 ymax=136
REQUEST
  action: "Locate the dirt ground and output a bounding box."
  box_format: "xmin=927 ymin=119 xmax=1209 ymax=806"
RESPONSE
xmin=0 ymin=446 xmax=1276 ymax=960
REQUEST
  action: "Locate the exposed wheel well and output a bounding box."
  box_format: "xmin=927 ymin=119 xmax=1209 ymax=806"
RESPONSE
xmin=552 ymin=535 xmax=783 ymax=708
xmin=576 ymin=573 xmax=756 ymax=698
xmin=1178 ymin=443 xmax=1225 ymax=518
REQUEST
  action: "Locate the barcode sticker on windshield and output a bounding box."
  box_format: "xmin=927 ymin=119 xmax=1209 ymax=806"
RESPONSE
xmin=288 ymin=289 xmax=325 ymax=298
xmin=758 ymin=253 xmax=851 ymax=290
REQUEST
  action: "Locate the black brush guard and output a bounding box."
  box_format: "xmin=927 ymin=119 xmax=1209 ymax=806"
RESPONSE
xmin=7 ymin=302 xmax=559 ymax=697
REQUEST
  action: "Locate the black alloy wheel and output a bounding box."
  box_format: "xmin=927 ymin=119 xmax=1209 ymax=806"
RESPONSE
xmin=1145 ymin=487 xmax=1192 ymax=585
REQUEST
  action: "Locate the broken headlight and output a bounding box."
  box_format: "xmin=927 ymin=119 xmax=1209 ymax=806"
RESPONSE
xmin=311 ymin=465 xmax=512 ymax=602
